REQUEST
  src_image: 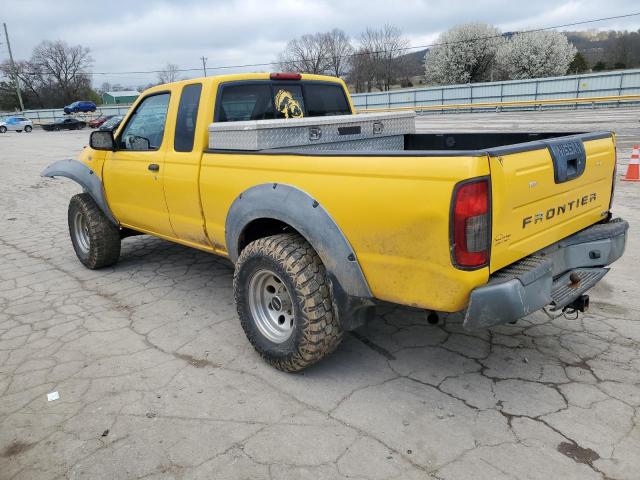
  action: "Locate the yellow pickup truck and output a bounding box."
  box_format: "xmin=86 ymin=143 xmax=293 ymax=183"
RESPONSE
xmin=43 ymin=73 xmax=627 ymax=372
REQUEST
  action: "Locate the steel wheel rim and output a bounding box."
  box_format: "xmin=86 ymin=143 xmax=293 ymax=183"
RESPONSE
xmin=73 ymin=211 xmax=90 ymax=254
xmin=248 ymin=269 xmax=295 ymax=343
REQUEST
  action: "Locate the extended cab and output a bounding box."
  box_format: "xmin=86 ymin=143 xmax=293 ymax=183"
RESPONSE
xmin=43 ymin=73 xmax=628 ymax=372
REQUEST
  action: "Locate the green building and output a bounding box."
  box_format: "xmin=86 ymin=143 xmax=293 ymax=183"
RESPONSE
xmin=102 ymin=90 xmax=140 ymax=105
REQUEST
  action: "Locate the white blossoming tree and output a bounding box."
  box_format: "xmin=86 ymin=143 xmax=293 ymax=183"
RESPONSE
xmin=424 ymin=23 xmax=506 ymax=85
xmin=496 ymin=30 xmax=577 ymax=79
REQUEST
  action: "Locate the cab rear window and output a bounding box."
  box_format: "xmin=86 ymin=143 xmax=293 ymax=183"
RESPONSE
xmin=304 ymin=84 xmax=350 ymax=117
xmin=216 ymin=81 xmax=351 ymax=122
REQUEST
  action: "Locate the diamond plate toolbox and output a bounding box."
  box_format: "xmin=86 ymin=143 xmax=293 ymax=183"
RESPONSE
xmin=207 ymin=111 xmax=416 ymax=151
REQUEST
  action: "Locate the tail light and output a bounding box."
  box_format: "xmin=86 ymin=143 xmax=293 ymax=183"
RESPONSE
xmin=270 ymin=73 xmax=302 ymax=80
xmin=609 ymin=138 xmax=617 ymax=211
xmin=451 ymin=178 xmax=490 ymax=269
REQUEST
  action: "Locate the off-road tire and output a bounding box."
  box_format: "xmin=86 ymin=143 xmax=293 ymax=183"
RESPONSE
xmin=234 ymin=233 xmax=343 ymax=372
xmin=68 ymin=193 xmax=121 ymax=269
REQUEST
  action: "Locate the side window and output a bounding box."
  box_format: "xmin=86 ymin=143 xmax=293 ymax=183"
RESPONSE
xmin=273 ymin=85 xmax=304 ymax=119
xmin=304 ymin=84 xmax=351 ymax=116
xmin=174 ymin=83 xmax=202 ymax=152
xmin=119 ymin=93 xmax=170 ymax=151
xmin=218 ymin=84 xmax=274 ymax=122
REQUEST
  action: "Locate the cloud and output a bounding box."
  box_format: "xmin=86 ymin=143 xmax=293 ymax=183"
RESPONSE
xmin=2 ymin=0 xmax=638 ymax=86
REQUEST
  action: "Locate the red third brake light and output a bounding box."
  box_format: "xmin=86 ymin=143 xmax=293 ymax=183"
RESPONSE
xmin=451 ymin=178 xmax=490 ymax=269
xmin=270 ymin=73 xmax=302 ymax=80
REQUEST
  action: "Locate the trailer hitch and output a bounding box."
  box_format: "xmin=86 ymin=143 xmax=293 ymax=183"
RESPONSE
xmin=561 ymin=294 xmax=590 ymax=319
xmin=543 ymin=294 xmax=589 ymax=320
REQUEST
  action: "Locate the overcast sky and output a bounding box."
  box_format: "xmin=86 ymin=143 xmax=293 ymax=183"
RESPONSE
xmin=1 ymin=0 xmax=639 ymax=88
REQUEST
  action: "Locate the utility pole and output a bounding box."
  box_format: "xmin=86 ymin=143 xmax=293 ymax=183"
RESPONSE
xmin=3 ymin=23 xmax=24 ymax=111
xmin=200 ymin=56 xmax=207 ymax=77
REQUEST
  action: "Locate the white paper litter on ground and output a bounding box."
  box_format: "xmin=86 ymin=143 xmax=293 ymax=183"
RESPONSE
xmin=47 ymin=391 xmax=59 ymax=401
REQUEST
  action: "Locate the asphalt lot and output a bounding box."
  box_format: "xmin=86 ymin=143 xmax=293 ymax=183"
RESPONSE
xmin=1 ymin=107 xmax=639 ymax=479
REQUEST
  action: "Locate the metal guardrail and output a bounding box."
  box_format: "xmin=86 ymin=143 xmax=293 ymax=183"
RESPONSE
xmin=351 ymin=68 xmax=640 ymax=112
xmin=356 ymin=94 xmax=640 ymax=114
xmin=0 ymin=104 xmax=133 ymax=125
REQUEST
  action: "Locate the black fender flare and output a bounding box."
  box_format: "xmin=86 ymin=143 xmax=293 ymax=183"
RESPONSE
xmin=41 ymin=159 xmax=117 ymax=225
xmin=225 ymin=184 xmax=374 ymax=329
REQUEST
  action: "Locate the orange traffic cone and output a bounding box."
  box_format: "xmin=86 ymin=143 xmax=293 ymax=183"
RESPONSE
xmin=623 ymin=145 xmax=640 ymax=182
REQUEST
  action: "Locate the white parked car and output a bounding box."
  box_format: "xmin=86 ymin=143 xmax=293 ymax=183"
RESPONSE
xmin=0 ymin=116 xmax=33 ymax=133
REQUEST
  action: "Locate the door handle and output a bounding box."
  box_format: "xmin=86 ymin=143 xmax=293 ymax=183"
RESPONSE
xmin=148 ymin=164 xmax=160 ymax=172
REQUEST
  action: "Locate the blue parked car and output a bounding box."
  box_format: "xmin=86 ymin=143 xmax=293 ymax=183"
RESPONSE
xmin=63 ymin=101 xmax=97 ymax=114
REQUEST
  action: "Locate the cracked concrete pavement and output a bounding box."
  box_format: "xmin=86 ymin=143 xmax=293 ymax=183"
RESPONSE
xmin=1 ymin=108 xmax=639 ymax=479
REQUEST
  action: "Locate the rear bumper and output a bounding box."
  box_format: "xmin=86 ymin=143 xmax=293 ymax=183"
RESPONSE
xmin=464 ymin=218 xmax=628 ymax=329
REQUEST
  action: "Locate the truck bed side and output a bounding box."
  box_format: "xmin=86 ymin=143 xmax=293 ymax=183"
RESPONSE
xmin=199 ymin=150 xmax=491 ymax=312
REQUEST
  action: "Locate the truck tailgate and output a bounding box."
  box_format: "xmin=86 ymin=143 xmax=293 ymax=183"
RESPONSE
xmin=488 ymin=132 xmax=615 ymax=272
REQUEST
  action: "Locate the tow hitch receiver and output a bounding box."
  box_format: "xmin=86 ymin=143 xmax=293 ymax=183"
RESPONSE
xmin=564 ymin=294 xmax=589 ymax=313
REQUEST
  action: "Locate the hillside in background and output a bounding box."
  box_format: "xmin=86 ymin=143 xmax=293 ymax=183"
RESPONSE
xmin=565 ymin=29 xmax=640 ymax=70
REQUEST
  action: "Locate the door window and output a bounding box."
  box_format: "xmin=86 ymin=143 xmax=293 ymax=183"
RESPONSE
xmin=118 ymin=93 xmax=170 ymax=151
xmin=174 ymin=83 xmax=202 ymax=152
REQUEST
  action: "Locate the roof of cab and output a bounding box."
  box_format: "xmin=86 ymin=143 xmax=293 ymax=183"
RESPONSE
xmin=142 ymin=72 xmax=346 ymax=94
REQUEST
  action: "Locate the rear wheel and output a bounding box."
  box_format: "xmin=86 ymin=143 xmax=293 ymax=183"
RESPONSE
xmin=0 ymin=126 xmax=6 ymax=133
xmin=68 ymin=193 xmax=121 ymax=269
xmin=234 ymin=233 xmax=343 ymax=372
xmin=24 ymin=125 xmax=32 ymax=132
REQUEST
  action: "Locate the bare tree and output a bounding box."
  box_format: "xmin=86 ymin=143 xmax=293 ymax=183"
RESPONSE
xmin=355 ymin=25 xmax=409 ymax=91
xmin=1 ymin=60 xmax=45 ymax=107
xmin=157 ymin=63 xmax=181 ymax=84
xmin=425 ymin=23 xmax=505 ymax=85
xmin=31 ymin=40 xmax=94 ymax=103
xmin=348 ymin=47 xmax=376 ymax=92
xmin=322 ymin=29 xmax=353 ymax=77
xmin=605 ymin=33 xmax=632 ymax=69
xmin=1 ymin=40 xmax=95 ymax=109
xmin=495 ymin=31 xmax=577 ymax=79
xmin=278 ymin=33 xmax=331 ymax=74
xmin=99 ymin=82 xmax=113 ymax=93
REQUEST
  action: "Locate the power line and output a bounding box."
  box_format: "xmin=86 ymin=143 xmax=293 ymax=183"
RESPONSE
xmin=13 ymin=11 xmax=640 ymax=78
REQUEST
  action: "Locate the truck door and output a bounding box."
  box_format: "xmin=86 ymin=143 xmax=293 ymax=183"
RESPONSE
xmin=103 ymin=92 xmax=174 ymax=236
xmin=162 ymin=82 xmax=212 ymax=248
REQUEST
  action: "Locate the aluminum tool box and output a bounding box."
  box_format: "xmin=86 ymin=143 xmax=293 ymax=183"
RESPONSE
xmin=208 ymin=111 xmax=416 ymax=151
